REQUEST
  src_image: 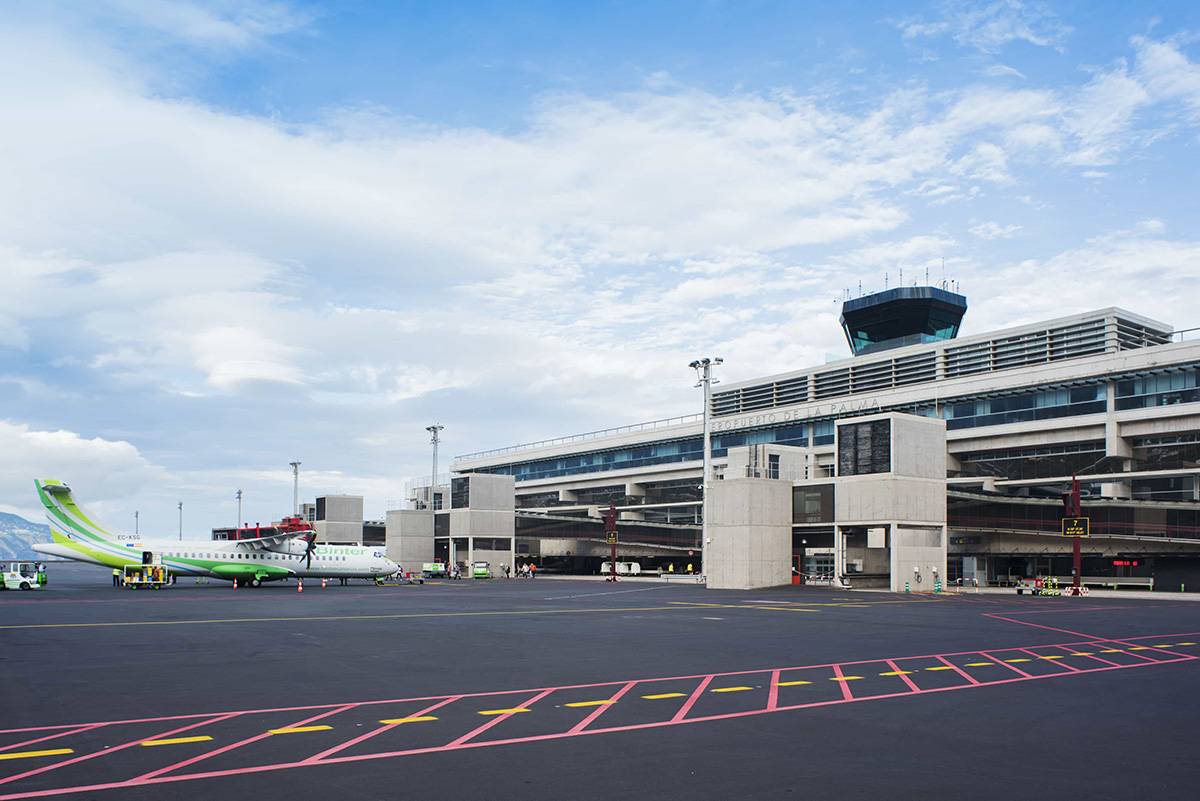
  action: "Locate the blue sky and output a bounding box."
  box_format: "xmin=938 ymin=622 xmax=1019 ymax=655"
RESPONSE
xmin=2 ymin=1 xmax=1199 ymax=532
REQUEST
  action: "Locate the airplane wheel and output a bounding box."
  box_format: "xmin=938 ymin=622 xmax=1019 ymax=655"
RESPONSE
xmin=251 ymin=578 xmax=261 ymax=588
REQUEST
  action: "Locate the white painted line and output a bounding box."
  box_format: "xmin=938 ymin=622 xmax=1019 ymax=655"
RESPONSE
xmin=542 ymin=586 xmax=678 ymax=601
xmin=703 ymin=616 xmax=724 ymax=620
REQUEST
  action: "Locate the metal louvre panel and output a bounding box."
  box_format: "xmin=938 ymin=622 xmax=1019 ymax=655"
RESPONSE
xmin=892 ymin=352 xmax=936 ymax=387
xmin=813 ymin=368 xmax=851 ymax=399
xmin=1115 ymin=317 xmax=1172 ymax=350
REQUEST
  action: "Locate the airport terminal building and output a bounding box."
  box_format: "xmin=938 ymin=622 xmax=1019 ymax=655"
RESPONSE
xmin=442 ymin=288 xmax=1200 ymax=591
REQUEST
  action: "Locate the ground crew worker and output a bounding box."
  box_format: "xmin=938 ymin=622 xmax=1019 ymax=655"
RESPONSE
xmin=112 ymin=568 xmax=121 ymax=587
xmin=686 ymin=563 xmax=693 ymax=574
xmin=529 ymin=562 xmax=537 ymax=578
xmin=667 ymin=563 xmax=674 ymax=573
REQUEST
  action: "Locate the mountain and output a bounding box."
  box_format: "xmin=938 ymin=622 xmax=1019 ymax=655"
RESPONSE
xmin=0 ymin=512 xmax=51 ymax=561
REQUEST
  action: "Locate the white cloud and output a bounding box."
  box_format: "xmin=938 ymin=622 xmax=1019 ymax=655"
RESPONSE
xmin=96 ymin=0 xmax=312 ymax=49
xmin=897 ymin=1 xmax=1071 ymax=54
xmin=0 ymin=421 xmax=166 ymax=519
xmin=984 ymin=64 xmax=1027 ymax=80
xmin=969 ymin=221 xmax=1023 ymax=239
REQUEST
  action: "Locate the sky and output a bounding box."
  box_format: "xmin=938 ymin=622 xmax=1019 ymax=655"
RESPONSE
xmin=2 ymin=0 xmax=1200 ymax=533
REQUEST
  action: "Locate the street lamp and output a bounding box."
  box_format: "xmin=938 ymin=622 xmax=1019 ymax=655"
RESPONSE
xmin=425 ymin=424 xmax=444 ymax=512
xmin=134 ymin=510 xmax=139 ymax=537
xmin=177 ymin=501 xmax=183 ymax=540
xmin=689 ymin=356 xmax=722 ymax=584
xmin=289 ymin=462 xmax=301 ymax=517
xmin=236 ymin=489 xmax=243 ymax=529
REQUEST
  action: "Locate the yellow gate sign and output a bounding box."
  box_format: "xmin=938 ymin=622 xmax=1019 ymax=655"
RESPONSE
xmin=606 ymin=532 xmax=618 ymax=544
xmin=1061 ymin=516 xmax=1090 ymax=538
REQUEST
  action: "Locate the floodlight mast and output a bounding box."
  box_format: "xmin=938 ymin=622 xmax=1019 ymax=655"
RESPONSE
xmin=426 ymin=425 xmax=444 ymax=512
xmin=289 ymin=462 xmax=301 ymax=516
xmin=690 ymin=356 xmax=722 ymax=584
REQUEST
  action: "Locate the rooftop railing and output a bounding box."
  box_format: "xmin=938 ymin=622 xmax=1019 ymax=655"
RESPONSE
xmin=455 ymin=413 xmax=703 ymax=461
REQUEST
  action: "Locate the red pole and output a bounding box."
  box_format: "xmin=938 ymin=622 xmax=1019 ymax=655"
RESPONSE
xmin=605 ymin=502 xmax=617 ymax=583
xmin=1072 ymin=475 xmax=1082 ymax=590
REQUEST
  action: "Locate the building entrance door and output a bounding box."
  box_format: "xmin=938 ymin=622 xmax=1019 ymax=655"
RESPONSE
xmin=803 ymin=548 xmax=834 ymax=585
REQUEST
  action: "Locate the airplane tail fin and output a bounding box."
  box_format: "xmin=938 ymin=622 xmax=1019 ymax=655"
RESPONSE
xmin=34 ymin=480 xmax=127 ymax=565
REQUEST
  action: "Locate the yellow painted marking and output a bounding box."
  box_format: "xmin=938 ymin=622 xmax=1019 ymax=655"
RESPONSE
xmin=777 ymin=680 xmax=812 ymax=686
xmin=879 ymin=670 xmax=913 ymax=676
xmin=830 ymin=676 xmax=863 ymax=682
xmin=268 ymin=726 xmax=332 ymax=734
xmin=642 ymin=692 xmax=687 ymax=700
xmin=379 ymin=716 xmax=438 ymax=724
xmin=0 ymin=748 xmax=74 ymax=761
xmin=564 ymin=700 xmax=613 ymax=708
xmin=1128 ymin=646 xmax=1151 ymax=651
xmin=477 ymin=707 xmax=531 ymax=716
xmin=140 ymin=736 xmax=213 ymax=747
xmin=1039 ymin=655 xmax=1065 ymax=660
xmin=965 ymin=662 xmax=994 ymax=667
xmin=1005 ymin=658 xmax=1032 ymax=663
xmin=1069 ymin=652 xmax=1093 ymax=657
xmin=1099 ymin=649 xmax=1124 ymax=653
xmin=711 ymin=686 xmax=754 ymax=693
xmin=1154 ymin=644 xmax=1175 ymax=648
xmin=925 ymin=666 xmax=955 ymax=671
xmin=1177 ymin=642 xmax=1197 ymax=646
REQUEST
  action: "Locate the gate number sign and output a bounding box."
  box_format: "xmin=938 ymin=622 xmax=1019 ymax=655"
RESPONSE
xmin=1061 ymin=516 xmax=1090 ymax=538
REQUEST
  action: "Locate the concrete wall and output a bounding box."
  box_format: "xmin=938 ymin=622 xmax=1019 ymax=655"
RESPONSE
xmin=890 ymin=526 xmax=947 ymax=592
xmin=466 ymin=474 xmax=515 ymax=511
xmin=890 ymin=415 xmax=948 ymax=480
xmin=320 ymin=495 xmax=363 ymax=523
xmin=313 ymin=520 xmax=362 ymax=544
xmin=385 ymin=509 xmax=434 ymax=569
xmin=706 ymin=477 xmax=792 ymax=590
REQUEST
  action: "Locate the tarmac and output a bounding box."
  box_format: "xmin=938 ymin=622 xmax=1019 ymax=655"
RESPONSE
xmin=1 ymin=563 xmax=1198 ymax=800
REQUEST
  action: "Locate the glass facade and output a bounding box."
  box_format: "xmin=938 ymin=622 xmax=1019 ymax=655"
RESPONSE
xmin=480 ymin=424 xmax=808 ymax=482
xmin=475 ymin=371 xmax=1196 ymax=485
xmin=1116 ymin=370 xmax=1200 ymax=410
xmin=912 ymin=384 xmax=1105 ymax=430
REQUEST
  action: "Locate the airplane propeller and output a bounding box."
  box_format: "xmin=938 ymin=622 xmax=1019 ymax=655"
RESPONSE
xmin=301 ymin=533 xmax=316 ymax=569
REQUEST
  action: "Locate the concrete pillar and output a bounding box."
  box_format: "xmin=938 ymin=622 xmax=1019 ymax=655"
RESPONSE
xmin=558 ymin=489 xmax=577 ymax=503
xmin=1103 ymin=414 xmax=1133 ymax=499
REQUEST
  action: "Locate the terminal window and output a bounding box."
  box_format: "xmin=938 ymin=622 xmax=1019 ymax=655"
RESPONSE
xmin=838 ymin=419 xmax=891 ymax=476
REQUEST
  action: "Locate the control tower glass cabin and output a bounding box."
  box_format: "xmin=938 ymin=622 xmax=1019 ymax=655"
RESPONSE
xmin=839 ymin=286 xmax=968 ymax=356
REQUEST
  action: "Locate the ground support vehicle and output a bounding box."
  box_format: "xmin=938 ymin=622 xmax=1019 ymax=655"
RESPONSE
xmin=472 ymin=561 xmax=491 ymax=579
xmin=421 ymin=562 xmax=447 ymax=579
xmin=1 ymin=562 xmax=42 ymax=590
xmin=123 ymin=564 xmax=169 ymax=589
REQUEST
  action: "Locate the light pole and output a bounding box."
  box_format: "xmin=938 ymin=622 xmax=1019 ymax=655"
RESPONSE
xmin=177 ymin=501 xmax=183 ymax=540
xmin=236 ymin=489 xmax=243 ymax=529
xmin=689 ymin=356 xmax=722 ymax=584
xmin=289 ymin=461 xmax=301 ymax=517
xmin=425 ymin=425 xmax=444 ymax=511
xmin=134 ymin=510 xmax=139 ymax=537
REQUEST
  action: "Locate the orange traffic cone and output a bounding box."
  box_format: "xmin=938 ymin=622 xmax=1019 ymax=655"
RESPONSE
xmin=297 ymin=579 xmax=303 ymax=594
xmin=233 ymin=578 xmax=237 ymax=590
xmin=321 ymin=577 xmax=327 ymax=589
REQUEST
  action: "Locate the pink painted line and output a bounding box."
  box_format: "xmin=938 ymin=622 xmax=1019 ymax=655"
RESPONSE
xmin=132 ymin=704 xmax=355 ymax=782
xmin=933 ymin=655 xmax=981 ymax=686
xmin=446 ymin=688 xmax=556 ymax=748
xmin=830 ymin=664 xmax=855 ymax=700
xmin=1052 ymin=645 xmax=1122 ymax=668
xmin=4 ymin=629 xmax=1197 ymax=737
xmin=671 ymin=675 xmax=714 ymax=723
xmin=883 ymin=659 xmax=921 ymax=694
xmin=0 ymin=655 xmax=1192 ymax=801
xmin=978 ymin=650 xmax=1034 ymax=678
xmin=0 ymin=726 xmax=104 ymax=755
xmin=984 ymin=613 xmax=1100 ymax=639
xmin=304 ymin=696 xmax=462 ymax=763
xmin=568 ymin=682 xmax=638 ymax=735
xmin=765 ymin=669 xmax=782 ymax=711
xmin=1017 ymin=647 xmax=1081 ymax=673
xmin=0 ymin=713 xmax=241 ymax=788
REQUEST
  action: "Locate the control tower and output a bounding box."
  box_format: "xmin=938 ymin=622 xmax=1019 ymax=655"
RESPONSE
xmin=839 ymin=286 xmax=968 ymax=356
